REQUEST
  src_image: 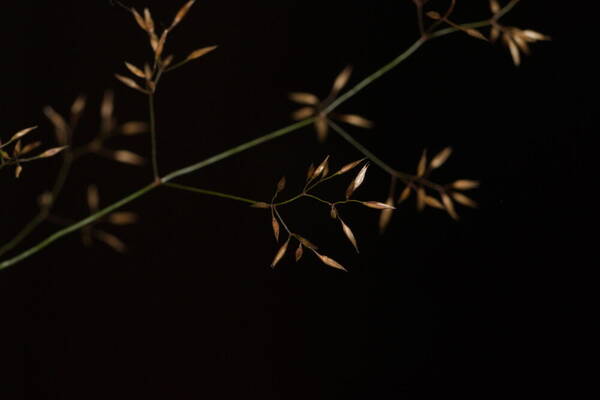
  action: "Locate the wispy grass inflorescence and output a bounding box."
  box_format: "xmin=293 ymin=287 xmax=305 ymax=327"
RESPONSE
xmin=264 ymin=157 xmax=394 ymax=271
xmin=1 ymin=0 xmax=549 ymax=271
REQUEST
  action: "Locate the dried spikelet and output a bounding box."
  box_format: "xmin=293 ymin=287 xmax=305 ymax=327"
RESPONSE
xmin=20 ymin=141 xmax=41 ymax=155
xmin=312 ymin=155 xmax=330 ymax=179
xmin=489 ymin=0 xmax=500 ymax=14
xmin=297 ymin=235 xmax=318 ymax=250
xmin=15 ymin=164 xmax=23 ymax=178
xmin=465 ymin=28 xmax=488 ymax=41
xmin=346 ymin=163 xmax=369 ymax=199
xmin=490 ymin=25 xmax=501 ymax=42
xmin=143 ymin=8 xmax=154 ymax=33
xmin=131 ymin=8 xmax=148 ymax=31
xmin=398 ymin=185 xmax=412 ymax=203
xmin=120 ymin=121 xmax=148 ymax=136
xmin=315 ymin=115 xmax=328 ymax=142
xmin=417 ymin=149 xmax=427 ymax=177
xmin=430 ymin=147 xmax=452 ymax=169
xmin=289 ymin=92 xmax=319 ymax=105
xmin=87 ymin=185 xmax=99 ymax=212
xmin=100 ymin=90 xmax=114 ymax=123
xmin=441 ymin=193 xmax=459 ymax=220
xmin=277 ymin=176 xmax=286 ymax=193
xmin=314 ymin=251 xmax=347 ymax=272
xmin=114 ymin=74 xmax=148 ymax=94
xmin=362 ymin=201 xmax=395 ymax=210
xmin=424 ymin=195 xmax=444 ymax=209
xmin=416 ymin=186 xmax=426 ymax=211
xmin=339 ymin=218 xmax=359 ymax=253
xmin=426 ymin=11 xmax=441 ymax=20
xmin=331 ymin=66 xmax=352 ymax=96
xmin=330 ymin=205 xmax=338 ymax=219
xmin=108 ymin=212 xmax=139 ymax=225
xmin=306 ymin=163 xmax=315 ymax=182
xmin=452 ymin=179 xmax=479 ymax=190
xmin=271 ymin=237 xmax=290 ymax=268
xmin=271 ymin=214 xmax=280 ymax=242
xmin=154 ymin=30 xmax=169 ymax=59
xmin=70 ymin=95 xmax=87 ymax=117
xmin=95 ymin=231 xmax=127 ymax=253
xmin=295 ymin=243 xmax=304 ymax=262
xmin=10 ymin=126 xmax=37 ymax=142
xmin=186 ymin=45 xmax=218 ymax=61
xmin=161 ymin=55 xmax=174 ymax=69
xmin=292 ymin=107 xmax=314 ymax=120
xmin=521 ymin=30 xmax=551 ymax=41
xmin=322 ymin=163 xmax=330 ymax=178
xmin=451 ymin=192 xmax=478 ymax=208
xmin=335 ymin=158 xmax=365 ymax=176
xmin=250 ymin=202 xmax=270 ymax=209
xmin=112 ymin=150 xmax=145 ymax=166
xmin=335 ymin=114 xmax=374 ymax=129
xmin=43 ymin=106 xmax=69 ymax=145
xmin=13 ymin=140 xmax=22 ymax=156
xmin=171 ymin=0 xmax=196 ymax=28
xmin=503 ymin=35 xmax=521 ymax=66
xmin=125 ymin=62 xmax=146 ymax=79
xmin=378 ymin=196 xmax=394 ymax=234
xmin=38 ymin=146 xmax=67 ymax=158
xmin=38 ymin=191 xmax=53 ymax=208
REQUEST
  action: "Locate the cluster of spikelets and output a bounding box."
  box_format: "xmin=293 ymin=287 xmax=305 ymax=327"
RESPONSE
xmin=39 ymin=91 xmax=147 ymax=251
xmin=0 ymin=127 xmax=66 ymax=178
xmin=488 ymin=0 xmax=550 ymax=66
xmin=289 ymin=66 xmax=373 ymax=142
xmin=425 ymin=0 xmax=549 ymax=66
xmin=114 ymin=0 xmax=217 ymax=95
xmin=251 ymin=157 xmax=394 ymax=271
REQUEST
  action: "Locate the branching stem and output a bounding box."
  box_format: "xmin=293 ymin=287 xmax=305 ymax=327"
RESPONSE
xmin=1 ymin=2 xmax=518 ymax=270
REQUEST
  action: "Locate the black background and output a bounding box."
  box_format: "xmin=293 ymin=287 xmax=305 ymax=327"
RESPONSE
xmin=1 ymin=1 xmax=585 ymax=398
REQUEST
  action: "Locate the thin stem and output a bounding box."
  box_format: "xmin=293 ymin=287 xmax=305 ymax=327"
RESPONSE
xmin=0 ymin=152 xmax=73 ymax=257
xmin=164 ymin=182 xmax=259 ymax=205
xmin=162 ymin=118 xmax=315 ymax=182
xmin=322 ymin=38 xmax=426 ymax=116
xmin=328 ymin=120 xmax=444 ymax=192
xmin=0 ymin=182 xmax=158 ymax=271
xmin=304 ymin=193 xmax=332 ymax=206
xmin=148 ymin=93 xmax=159 ymax=180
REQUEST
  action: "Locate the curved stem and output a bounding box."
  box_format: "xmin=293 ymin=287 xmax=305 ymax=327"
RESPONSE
xmin=328 ymin=120 xmax=445 ymax=192
xmin=164 ymin=182 xmax=259 ymax=205
xmin=148 ymin=93 xmax=159 ymax=180
xmin=162 ymin=118 xmax=314 ymax=182
xmin=0 ymin=152 xmax=73 ymax=257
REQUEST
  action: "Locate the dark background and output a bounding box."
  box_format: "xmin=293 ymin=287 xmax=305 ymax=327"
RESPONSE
xmin=1 ymin=1 xmax=584 ymax=398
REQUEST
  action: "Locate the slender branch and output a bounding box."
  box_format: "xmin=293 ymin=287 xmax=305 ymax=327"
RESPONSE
xmin=164 ymin=182 xmax=259 ymax=205
xmin=161 ymin=118 xmax=315 ymax=182
xmin=148 ymin=93 xmax=159 ymax=180
xmin=0 ymin=152 xmax=73 ymax=257
xmin=328 ymin=120 xmax=444 ymax=192
xmin=322 ymin=38 xmax=426 ymax=116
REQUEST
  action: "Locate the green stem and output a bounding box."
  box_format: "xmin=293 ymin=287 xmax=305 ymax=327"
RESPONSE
xmin=328 ymin=120 xmax=445 ymax=192
xmin=161 ymin=118 xmax=315 ymax=182
xmin=0 ymin=183 xmax=157 ymax=271
xmin=148 ymin=93 xmax=159 ymax=180
xmin=0 ymin=153 xmax=73 ymax=257
xmin=323 ymin=38 xmax=426 ymax=116
xmin=164 ymin=182 xmax=259 ymax=205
